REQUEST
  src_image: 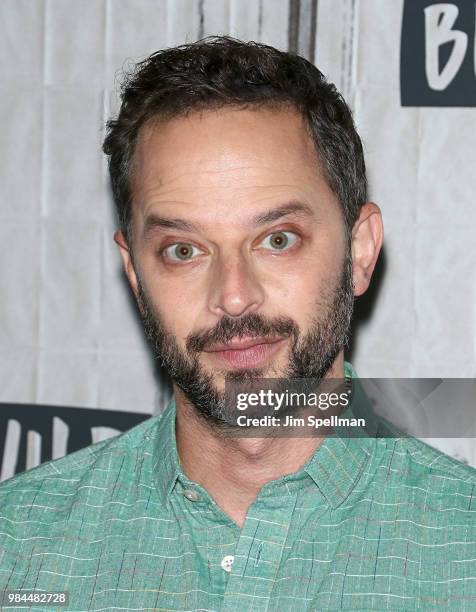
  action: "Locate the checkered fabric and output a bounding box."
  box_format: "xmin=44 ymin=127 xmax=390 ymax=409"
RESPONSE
xmin=1 ymin=363 xmax=475 ymax=611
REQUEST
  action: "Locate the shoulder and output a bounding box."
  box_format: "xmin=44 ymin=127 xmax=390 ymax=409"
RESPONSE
xmin=401 ymin=435 xmax=476 ymax=481
xmin=0 ymin=409 xmax=177 ymax=589
xmin=371 ymin=434 xmax=476 ymax=511
xmin=0 ymin=412 xmax=163 ymax=520
xmin=386 ymin=434 xmax=476 ymax=483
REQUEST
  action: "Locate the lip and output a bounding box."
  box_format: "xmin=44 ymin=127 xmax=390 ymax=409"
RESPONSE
xmin=204 ymin=336 xmax=286 ymax=368
xmin=206 ymin=336 xmax=284 ymax=351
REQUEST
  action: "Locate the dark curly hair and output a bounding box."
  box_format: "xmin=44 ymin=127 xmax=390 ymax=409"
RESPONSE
xmin=103 ymin=35 xmax=367 ymax=245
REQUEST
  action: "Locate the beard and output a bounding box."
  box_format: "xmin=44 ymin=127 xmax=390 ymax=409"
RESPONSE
xmin=136 ymin=248 xmax=355 ymax=428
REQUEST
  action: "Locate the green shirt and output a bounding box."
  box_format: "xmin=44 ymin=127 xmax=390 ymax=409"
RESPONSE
xmin=1 ymin=363 xmax=475 ymax=611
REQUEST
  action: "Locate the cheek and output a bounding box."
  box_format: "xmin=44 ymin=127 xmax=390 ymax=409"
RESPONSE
xmin=264 ymin=237 xmax=342 ymax=300
xmin=269 ymin=243 xmax=345 ymax=327
xmin=137 ymin=262 xmax=201 ymax=339
xmin=267 ymin=268 xmax=324 ymax=321
xmin=156 ymin=291 xmax=202 ymax=342
xmin=263 ymin=267 xmax=309 ymax=303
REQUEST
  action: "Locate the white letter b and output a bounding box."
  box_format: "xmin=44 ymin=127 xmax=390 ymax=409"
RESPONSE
xmin=424 ymin=3 xmax=468 ymax=90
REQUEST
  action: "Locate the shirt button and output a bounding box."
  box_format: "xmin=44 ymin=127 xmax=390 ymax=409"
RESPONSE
xmin=182 ymin=489 xmax=200 ymax=502
xmin=221 ymin=555 xmax=234 ymax=573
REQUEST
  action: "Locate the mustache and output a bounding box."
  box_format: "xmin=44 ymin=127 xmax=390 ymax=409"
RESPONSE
xmin=186 ymin=313 xmax=299 ymax=354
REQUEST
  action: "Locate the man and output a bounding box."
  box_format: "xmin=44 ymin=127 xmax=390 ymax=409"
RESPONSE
xmin=0 ymin=36 xmax=475 ymax=611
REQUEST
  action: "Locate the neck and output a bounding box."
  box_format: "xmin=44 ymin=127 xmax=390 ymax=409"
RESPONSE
xmin=174 ymin=353 xmax=345 ymax=528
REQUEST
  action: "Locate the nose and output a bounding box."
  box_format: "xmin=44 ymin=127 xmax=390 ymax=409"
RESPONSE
xmin=207 ymin=253 xmax=265 ymax=318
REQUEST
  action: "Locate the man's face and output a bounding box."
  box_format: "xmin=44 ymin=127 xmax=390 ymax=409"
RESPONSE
xmin=125 ymin=106 xmax=354 ymax=425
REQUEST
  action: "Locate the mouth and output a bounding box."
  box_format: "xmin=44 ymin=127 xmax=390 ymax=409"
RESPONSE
xmin=203 ymin=336 xmax=287 ymax=368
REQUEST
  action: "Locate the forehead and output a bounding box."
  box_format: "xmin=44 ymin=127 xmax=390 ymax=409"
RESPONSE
xmin=130 ymin=105 xmax=339 ymax=230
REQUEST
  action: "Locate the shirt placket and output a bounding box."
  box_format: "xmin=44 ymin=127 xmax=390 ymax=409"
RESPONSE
xmin=222 ymin=486 xmax=299 ymax=612
xmin=173 ymin=479 xmax=241 ymax=608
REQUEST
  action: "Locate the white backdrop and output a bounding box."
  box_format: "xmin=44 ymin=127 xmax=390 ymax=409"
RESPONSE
xmin=1 ymin=0 xmax=475 ymax=471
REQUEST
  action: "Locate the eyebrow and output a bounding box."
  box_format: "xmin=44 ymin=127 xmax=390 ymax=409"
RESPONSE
xmin=252 ymin=201 xmax=314 ymax=225
xmin=142 ymin=201 xmax=315 ymax=237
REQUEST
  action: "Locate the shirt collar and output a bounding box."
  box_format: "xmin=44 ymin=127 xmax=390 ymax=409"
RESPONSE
xmin=303 ymin=361 xmax=376 ymax=508
xmin=153 ymin=361 xmax=376 ymax=509
xmin=152 ymin=397 xmax=181 ymax=505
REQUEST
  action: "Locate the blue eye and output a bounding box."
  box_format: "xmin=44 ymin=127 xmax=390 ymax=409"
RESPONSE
xmin=163 ymin=243 xmax=201 ymax=262
xmin=261 ymin=231 xmax=298 ymax=251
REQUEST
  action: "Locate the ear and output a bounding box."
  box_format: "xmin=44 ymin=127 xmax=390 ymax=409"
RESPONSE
xmin=351 ymin=202 xmax=384 ymax=297
xmin=114 ymin=230 xmax=140 ymax=302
